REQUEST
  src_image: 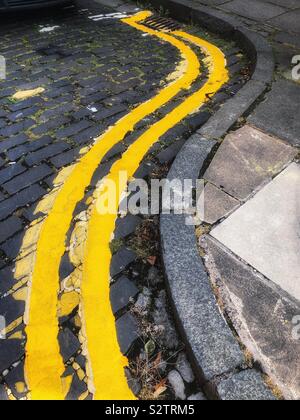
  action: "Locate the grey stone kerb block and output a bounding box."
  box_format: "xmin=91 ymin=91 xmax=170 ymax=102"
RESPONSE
xmin=160 ymin=137 xmax=245 ymax=382
xmin=161 ymin=214 xmax=245 ymax=381
xmin=217 ymin=370 xmax=276 ymax=401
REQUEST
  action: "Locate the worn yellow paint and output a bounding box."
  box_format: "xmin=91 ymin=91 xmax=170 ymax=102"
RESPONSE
xmin=79 ymin=390 xmax=89 ymax=401
xmin=8 ymin=391 xmax=16 ymax=401
xmin=73 ymin=362 xmax=81 ymax=371
xmin=15 ymin=168 xmax=78 ymax=400
xmin=12 ymin=188 xmax=63 ymax=296
xmin=13 ymin=287 xmax=27 ymax=301
xmin=8 ymin=278 xmax=27 ymax=297
xmin=24 ymin=12 xmax=228 ymax=401
xmin=15 ymin=382 xmax=26 ymax=394
xmin=82 ymin=29 xmax=228 ymax=400
xmin=61 ymin=375 xmax=73 ymax=397
xmin=69 ymin=220 xmax=88 ymax=267
xmin=76 ymin=368 xmax=85 ymax=382
xmin=16 ymin=222 xmax=42 ymax=261
xmin=9 ymin=331 xmax=24 ymax=340
xmin=2 ymin=317 xmax=23 ymax=336
xmin=25 ymin=11 xmax=201 ymax=401
xmin=14 ymin=254 xmax=34 ymax=280
xmin=12 ymin=87 xmax=45 ymax=101
xmin=63 ymin=267 xmax=82 ymax=292
xmin=33 ymin=190 xmax=59 ymax=215
xmin=57 ymin=292 xmax=80 ymax=318
xmin=52 ymin=165 xmax=75 ymax=187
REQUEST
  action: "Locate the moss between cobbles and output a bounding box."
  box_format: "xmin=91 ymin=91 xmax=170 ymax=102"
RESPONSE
xmin=110 ymin=238 xmax=125 ymax=255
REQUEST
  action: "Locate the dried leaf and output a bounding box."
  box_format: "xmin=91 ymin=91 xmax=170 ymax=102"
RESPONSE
xmin=154 ymin=378 xmax=167 ymax=391
xmin=153 ymin=352 xmax=162 ymax=369
xmin=153 ymin=385 xmax=167 ymax=398
xmin=147 ymin=256 xmax=157 ymax=266
xmin=153 ymin=378 xmax=167 ymax=398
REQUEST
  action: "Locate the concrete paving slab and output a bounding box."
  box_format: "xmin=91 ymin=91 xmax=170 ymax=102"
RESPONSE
xmin=273 ymin=43 xmax=299 ymax=78
xmin=221 ymin=0 xmax=286 ymax=22
xmin=274 ymin=32 xmax=300 ymax=49
xmin=248 ymin=80 xmax=300 ymax=146
xmin=205 ymin=236 xmax=300 ymax=400
xmin=199 ymin=182 xmax=240 ymax=225
xmin=266 ymin=0 xmax=300 ymax=8
xmin=269 ymin=9 xmax=300 ymax=33
xmin=204 ymin=125 xmax=296 ymax=200
xmin=211 ymin=163 xmax=300 ymax=302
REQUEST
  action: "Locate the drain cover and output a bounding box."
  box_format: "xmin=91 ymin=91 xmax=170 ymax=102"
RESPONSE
xmin=141 ymin=16 xmax=181 ymax=32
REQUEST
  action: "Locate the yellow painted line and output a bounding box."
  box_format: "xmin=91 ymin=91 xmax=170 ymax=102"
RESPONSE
xmin=82 ymin=33 xmax=229 ymax=399
xmin=25 ymin=11 xmax=201 ymax=400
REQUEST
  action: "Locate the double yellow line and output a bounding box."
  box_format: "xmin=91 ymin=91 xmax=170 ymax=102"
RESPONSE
xmin=24 ymin=11 xmax=228 ymax=400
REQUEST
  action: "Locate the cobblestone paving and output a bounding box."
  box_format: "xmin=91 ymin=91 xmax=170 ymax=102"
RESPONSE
xmin=0 ymin=0 xmax=247 ymax=400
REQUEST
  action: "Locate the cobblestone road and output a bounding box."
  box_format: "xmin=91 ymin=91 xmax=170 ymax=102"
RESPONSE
xmin=0 ymin=0 xmax=246 ymax=400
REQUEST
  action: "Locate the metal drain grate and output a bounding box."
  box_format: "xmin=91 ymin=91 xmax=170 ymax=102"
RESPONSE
xmin=141 ymin=16 xmax=181 ymax=32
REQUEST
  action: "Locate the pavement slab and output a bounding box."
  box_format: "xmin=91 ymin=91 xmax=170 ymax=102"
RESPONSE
xmin=221 ymin=0 xmax=287 ymax=22
xmin=248 ymin=80 xmax=300 ymax=147
xmin=269 ymin=9 xmax=300 ymax=34
xmin=205 ymin=236 xmax=300 ymax=400
xmin=204 ymin=125 xmax=297 ymax=201
xmin=274 ymin=32 xmax=300 ymax=49
xmin=267 ymin=0 xmax=300 ymax=8
xmin=200 ymin=182 xmax=240 ymax=225
xmin=272 ymin=43 xmax=299 ymax=81
xmin=211 ymin=163 xmax=300 ymax=302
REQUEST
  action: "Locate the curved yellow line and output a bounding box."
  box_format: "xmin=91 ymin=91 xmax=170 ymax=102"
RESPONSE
xmin=25 ymin=11 xmax=201 ymax=400
xmin=82 ymin=34 xmax=229 ymax=399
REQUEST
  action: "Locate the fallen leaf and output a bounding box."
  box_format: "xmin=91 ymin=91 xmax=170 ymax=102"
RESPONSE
xmin=153 ymin=352 xmax=162 ymax=369
xmin=154 ymin=378 xmax=167 ymax=391
xmin=153 ymin=378 xmax=168 ymax=398
xmin=153 ymin=385 xmax=167 ymax=398
xmin=147 ymin=256 xmax=157 ymax=266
